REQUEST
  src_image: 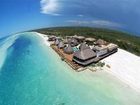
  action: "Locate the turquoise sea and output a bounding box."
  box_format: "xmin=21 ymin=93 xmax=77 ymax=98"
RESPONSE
xmin=0 ymin=32 xmax=140 ymax=105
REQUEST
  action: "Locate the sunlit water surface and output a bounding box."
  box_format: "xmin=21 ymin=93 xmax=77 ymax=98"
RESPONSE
xmin=0 ymin=32 xmax=140 ymax=105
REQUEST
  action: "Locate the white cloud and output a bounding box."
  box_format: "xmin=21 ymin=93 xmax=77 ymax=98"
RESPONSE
xmin=77 ymin=14 xmax=84 ymax=17
xmin=66 ymin=20 xmax=89 ymax=24
xmin=40 ymin=0 xmax=60 ymax=16
xmin=66 ymin=19 xmax=123 ymax=28
xmin=91 ymin=20 xmax=122 ymax=27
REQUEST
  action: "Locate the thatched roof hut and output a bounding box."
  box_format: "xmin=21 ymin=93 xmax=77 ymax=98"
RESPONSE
xmin=63 ymin=39 xmax=68 ymax=44
xmin=96 ymin=39 xmax=107 ymax=45
xmin=79 ymin=43 xmax=90 ymax=51
xmin=107 ymin=43 xmax=118 ymax=51
xmin=48 ymin=35 xmax=56 ymax=41
xmin=93 ymin=46 xmax=107 ymax=51
xmin=64 ymin=44 xmax=74 ymax=54
xmin=55 ymin=39 xmax=60 ymax=45
xmin=61 ymin=37 xmax=71 ymax=44
xmin=73 ymin=35 xmax=85 ymax=42
xmin=58 ymin=41 xmax=65 ymax=49
xmin=73 ymin=49 xmax=97 ymax=66
xmin=73 ymin=49 xmax=96 ymax=60
xmin=70 ymin=38 xmax=79 ymax=47
xmin=93 ymin=46 xmax=108 ymax=57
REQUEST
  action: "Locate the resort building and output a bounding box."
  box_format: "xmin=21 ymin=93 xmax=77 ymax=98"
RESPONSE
xmin=55 ymin=39 xmax=60 ymax=45
xmin=48 ymin=34 xmax=118 ymax=68
xmin=73 ymin=35 xmax=85 ymax=43
xmin=93 ymin=46 xmax=108 ymax=57
xmin=107 ymin=43 xmax=118 ymax=52
xmin=73 ymin=48 xmax=98 ymax=66
xmin=48 ymin=35 xmax=56 ymax=41
xmin=69 ymin=38 xmax=79 ymax=47
xmin=64 ymin=44 xmax=74 ymax=54
xmin=58 ymin=41 xmax=65 ymax=49
xmin=63 ymin=38 xmax=69 ymax=44
xmin=95 ymin=39 xmax=107 ymax=46
xmin=79 ymin=43 xmax=90 ymax=50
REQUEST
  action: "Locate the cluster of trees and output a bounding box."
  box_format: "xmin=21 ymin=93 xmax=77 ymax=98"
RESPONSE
xmin=35 ymin=27 xmax=140 ymax=56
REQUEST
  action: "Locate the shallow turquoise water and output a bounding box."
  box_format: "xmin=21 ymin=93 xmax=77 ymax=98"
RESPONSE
xmin=0 ymin=32 xmax=140 ymax=105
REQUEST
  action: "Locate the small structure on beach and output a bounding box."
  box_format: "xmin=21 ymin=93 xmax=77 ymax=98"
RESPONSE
xmin=93 ymin=46 xmax=108 ymax=57
xmin=73 ymin=35 xmax=85 ymax=43
xmin=85 ymin=37 xmax=96 ymax=45
xmin=69 ymin=38 xmax=79 ymax=47
xmin=79 ymin=43 xmax=90 ymax=51
xmin=64 ymin=44 xmax=74 ymax=54
xmin=96 ymin=39 xmax=107 ymax=46
xmin=63 ymin=38 xmax=69 ymax=44
xmin=107 ymin=43 xmax=118 ymax=52
xmin=73 ymin=49 xmax=97 ymax=66
xmin=58 ymin=41 xmax=65 ymax=49
xmin=55 ymin=39 xmax=60 ymax=45
xmin=48 ymin=35 xmax=56 ymax=41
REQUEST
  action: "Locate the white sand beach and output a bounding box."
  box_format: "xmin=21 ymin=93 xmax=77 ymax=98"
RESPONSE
xmin=35 ymin=32 xmax=50 ymax=46
xmin=102 ymin=48 xmax=140 ymax=92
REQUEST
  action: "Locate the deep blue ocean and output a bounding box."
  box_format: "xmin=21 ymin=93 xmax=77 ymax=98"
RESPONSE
xmin=0 ymin=32 xmax=140 ymax=105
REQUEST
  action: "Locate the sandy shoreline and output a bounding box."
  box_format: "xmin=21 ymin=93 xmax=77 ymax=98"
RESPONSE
xmin=35 ymin=32 xmax=50 ymax=46
xmin=102 ymin=48 xmax=140 ymax=92
xmin=35 ymin=32 xmax=140 ymax=92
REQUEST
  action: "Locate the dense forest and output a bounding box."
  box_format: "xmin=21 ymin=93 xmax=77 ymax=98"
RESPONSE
xmin=34 ymin=27 xmax=140 ymax=56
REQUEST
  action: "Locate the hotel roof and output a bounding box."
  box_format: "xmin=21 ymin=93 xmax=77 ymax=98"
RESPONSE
xmin=73 ymin=48 xmax=96 ymax=60
xmin=64 ymin=44 xmax=73 ymax=54
xmin=55 ymin=39 xmax=60 ymax=45
xmin=58 ymin=41 xmax=65 ymax=48
xmin=69 ymin=38 xmax=79 ymax=46
xmin=93 ymin=46 xmax=108 ymax=51
xmin=79 ymin=43 xmax=90 ymax=51
xmin=96 ymin=39 xmax=107 ymax=45
xmin=107 ymin=43 xmax=118 ymax=51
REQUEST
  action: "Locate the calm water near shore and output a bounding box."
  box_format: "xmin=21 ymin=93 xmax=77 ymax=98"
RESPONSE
xmin=0 ymin=32 xmax=140 ymax=105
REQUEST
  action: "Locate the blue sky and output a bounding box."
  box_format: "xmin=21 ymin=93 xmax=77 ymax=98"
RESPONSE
xmin=0 ymin=0 xmax=140 ymax=37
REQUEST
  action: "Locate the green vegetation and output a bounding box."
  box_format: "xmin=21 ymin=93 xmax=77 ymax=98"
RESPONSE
xmin=91 ymin=62 xmax=105 ymax=67
xmin=34 ymin=27 xmax=140 ymax=56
